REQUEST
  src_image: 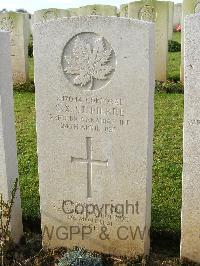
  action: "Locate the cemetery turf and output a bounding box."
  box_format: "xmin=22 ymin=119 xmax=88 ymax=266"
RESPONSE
xmin=168 ymin=32 xmax=181 ymax=81
xmin=13 ymin=91 xmax=183 ymax=234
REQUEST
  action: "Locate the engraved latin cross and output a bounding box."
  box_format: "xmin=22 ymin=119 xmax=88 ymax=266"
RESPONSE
xmin=71 ymin=137 xmax=108 ymax=198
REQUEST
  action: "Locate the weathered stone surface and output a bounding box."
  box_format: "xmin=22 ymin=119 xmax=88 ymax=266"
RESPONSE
xmin=181 ymin=0 xmax=199 ymax=82
xmin=168 ymin=1 xmax=174 ymax=40
xmin=78 ymin=5 xmax=117 ymax=16
xmin=0 ymin=30 xmax=23 ymax=243
xmin=128 ymin=1 xmax=169 ymax=82
xmin=33 ymin=16 xmax=154 ymax=257
xmin=181 ymin=13 xmax=200 ymax=264
xmin=34 ymin=9 xmax=70 ymax=23
xmin=173 ymin=3 xmax=182 ymax=28
xmin=0 ymin=12 xmax=29 ymax=84
xmin=68 ymin=5 xmax=117 ymax=17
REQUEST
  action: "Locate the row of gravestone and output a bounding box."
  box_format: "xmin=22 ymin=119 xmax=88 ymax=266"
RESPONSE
xmin=0 ymin=1 xmax=174 ymax=85
xmin=1 ymin=1 xmax=199 ymax=86
xmin=0 ymin=12 xmax=29 ymax=84
xmin=173 ymin=3 xmax=182 ymax=28
xmin=1 ymin=10 xmax=200 ymax=264
xmin=32 ymin=0 xmax=200 ymax=84
xmin=31 ymin=3 xmax=183 ymax=32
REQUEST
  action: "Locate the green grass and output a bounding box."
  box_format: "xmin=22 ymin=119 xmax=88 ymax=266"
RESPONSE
xmin=14 ymin=91 xmax=39 ymax=218
xmin=152 ymin=93 xmax=183 ymax=232
xmin=168 ymin=51 xmax=181 ymax=81
xmin=168 ymin=32 xmax=181 ymax=81
xmin=171 ymin=32 xmax=181 ymax=43
xmin=29 ymin=57 xmax=34 ymax=81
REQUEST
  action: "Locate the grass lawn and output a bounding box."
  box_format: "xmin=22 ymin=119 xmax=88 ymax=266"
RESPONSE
xmin=15 ymin=32 xmax=183 ymax=236
xmin=14 ymin=91 xmax=39 ymax=218
xmin=152 ymin=93 xmax=183 ymax=233
xmin=29 ymin=57 xmax=34 ymax=81
xmin=168 ymin=32 xmax=181 ymax=81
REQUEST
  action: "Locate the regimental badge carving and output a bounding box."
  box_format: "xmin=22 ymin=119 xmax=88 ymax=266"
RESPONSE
xmin=62 ymin=32 xmax=116 ymax=91
xmin=138 ymin=5 xmax=157 ymax=22
xmin=91 ymin=8 xmax=97 ymax=15
xmin=43 ymin=10 xmax=58 ymax=21
xmin=0 ymin=17 xmax=14 ymax=32
xmin=194 ymin=1 xmax=200 ymax=13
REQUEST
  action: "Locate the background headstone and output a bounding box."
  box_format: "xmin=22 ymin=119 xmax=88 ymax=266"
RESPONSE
xmin=29 ymin=14 xmax=33 ymax=35
xmin=34 ymin=9 xmax=70 ymax=23
xmin=168 ymin=1 xmax=174 ymax=40
xmin=181 ymin=0 xmax=199 ymax=82
xmin=128 ymin=0 xmax=169 ymax=82
xmin=78 ymin=5 xmax=117 ymax=16
xmin=0 ymin=30 xmax=23 ymax=243
xmin=0 ymin=12 xmax=29 ymax=84
xmin=173 ymin=3 xmax=182 ymax=29
xmin=24 ymin=13 xmax=31 ymax=58
xmin=181 ymin=13 xmax=200 ymax=264
xmin=120 ymin=4 xmax=129 ymax=17
xmin=68 ymin=8 xmax=81 ymax=16
xmin=34 ymin=16 xmax=154 ymax=257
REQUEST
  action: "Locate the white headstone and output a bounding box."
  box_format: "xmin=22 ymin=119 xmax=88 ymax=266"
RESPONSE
xmin=181 ymin=13 xmax=200 ymax=264
xmin=128 ymin=1 xmax=169 ymax=82
xmin=173 ymin=3 xmax=182 ymax=28
xmin=0 ymin=30 xmax=23 ymax=243
xmin=24 ymin=13 xmax=31 ymax=57
xmin=34 ymin=9 xmax=70 ymax=23
xmin=0 ymin=12 xmax=29 ymax=84
xmin=68 ymin=8 xmax=81 ymax=16
xmin=78 ymin=5 xmax=117 ymax=16
xmin=120 ymin=4 xmax=129 ymax=17
xmin=168 ymin=2 xmax=174 ymax=40
xmin=33 ymin=16 xmax=154 ymax=257
xmin=29 ymin=14 xmax=33 ymax=35
xmin=181 ymin=0 xmax=199 ymax=82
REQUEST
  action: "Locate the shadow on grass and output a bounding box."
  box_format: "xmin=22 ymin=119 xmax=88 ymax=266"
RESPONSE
xmin=151 ymin=230 xmax=180 ymax=258
xmin=14 ymin=80 xmax=35 ymax=93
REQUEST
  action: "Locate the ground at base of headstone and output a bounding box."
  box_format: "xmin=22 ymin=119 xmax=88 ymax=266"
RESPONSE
xmin=14 ymin=81 xmax=35 ymax=93
xmin=2 ymin=232 xmax=198 ymax=266
xmin=155 ymin=81 xmax=184 ymax=94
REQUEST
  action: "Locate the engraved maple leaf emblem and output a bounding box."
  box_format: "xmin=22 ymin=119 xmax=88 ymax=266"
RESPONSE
xmin=63 ymin=36 xmax=114 ymax=90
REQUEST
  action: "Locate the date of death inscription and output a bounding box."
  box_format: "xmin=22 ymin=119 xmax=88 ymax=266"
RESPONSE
xmin=49 ymin=95 xmax=131 ymax=133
